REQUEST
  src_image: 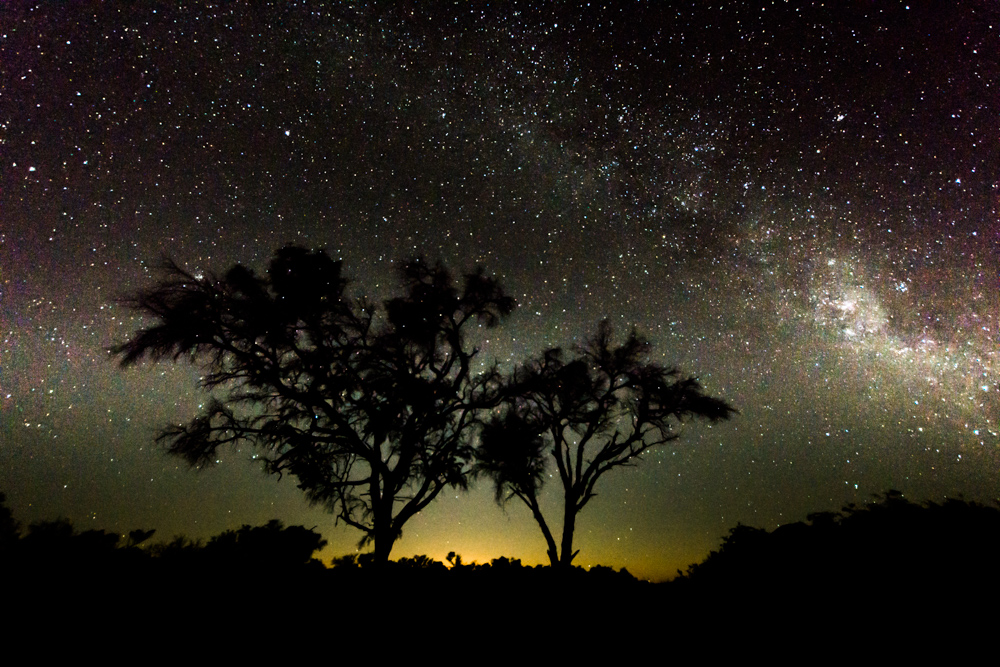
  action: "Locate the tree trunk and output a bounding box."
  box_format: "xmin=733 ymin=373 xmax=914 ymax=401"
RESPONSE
xmin=370 ymin=474 xmax=395 ymax=566
xmin=558 ymin=495 xmax=578 ymax=568
xmin=526 ymin=496 xmax=560 ymax=567
xmin=373 ymin=531 xmax=394 ymax=565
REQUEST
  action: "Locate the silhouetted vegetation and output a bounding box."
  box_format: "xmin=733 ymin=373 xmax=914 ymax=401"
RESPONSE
xmin=2 ymin=489 xmax=998 ymax=632
xmin=0 ymin=492 xmax=19 ymax=556
xmin=1 ymin=497 xmax=328 ymax=612
xmin=111 ymin=247 xmax=739 ymax=571
xmin=204 ymin=520 xmax=327 ymax=573
xmin=678 ymin=491 xmax=1000 ymax=608
xmin=111 ymin=246 xmax=515 ymax=564
xmin=90 ymin=248 xmax=996 ymax=616
xmin=476 ymin=320 xmax=736 ymax=567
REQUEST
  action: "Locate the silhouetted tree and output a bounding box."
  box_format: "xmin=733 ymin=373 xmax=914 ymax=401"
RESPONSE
xmin=0 ymin=492 xmax=19 ymax=557
xmin=477 ymin=320 xmax=735 ymax=567
xmin=20 ymin=518 xmax=77 ymax=554
xmin=330 ymin=553 xmax=364 ymax=570
xmin=15 ymin=517 xmax=125 ymax=574
xmin=205 ymin=520 xmax=327 ymax=569
xmin=112 ymin=246 xmax=514 ymax=564
xmin=125 ymin=528 xmax=157 ymax=549
xmin=393 ymin=554 xmax=447 ymax=571
xmin=682 ymin=491 xmax=1000 ymax=605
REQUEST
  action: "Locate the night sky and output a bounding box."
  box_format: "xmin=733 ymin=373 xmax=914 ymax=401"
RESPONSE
xmin=2 ymin=1 xmax=997 ymax=580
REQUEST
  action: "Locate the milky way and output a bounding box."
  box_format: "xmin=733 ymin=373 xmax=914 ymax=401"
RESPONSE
xmin=2 ymin=2 xmax=996 ymax=579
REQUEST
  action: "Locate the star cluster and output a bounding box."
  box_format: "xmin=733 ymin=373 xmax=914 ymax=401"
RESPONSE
xmin=2 ymin=2 xmax=996 ymax=579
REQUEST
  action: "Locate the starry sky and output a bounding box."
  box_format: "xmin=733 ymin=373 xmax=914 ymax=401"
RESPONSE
xmin=2 ymin=1 xmax=997 ymax=580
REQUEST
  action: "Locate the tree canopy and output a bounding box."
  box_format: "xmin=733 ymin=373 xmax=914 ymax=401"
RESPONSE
xmin=681 ymin=491 xmax=1000 ymax=602
xmin=112 ymin=246 xmax=515 ymax=563
xmin=476 ymin=320 xmax=736 ymax=567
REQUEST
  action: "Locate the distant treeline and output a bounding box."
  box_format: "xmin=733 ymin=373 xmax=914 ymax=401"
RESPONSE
xmin=0 ymin=491 xmax=642 ymax=598
xmin=4 ymin=490 xmax=999 ymax=611
xmin=677 ymin=490 xmax=1000 ymax=608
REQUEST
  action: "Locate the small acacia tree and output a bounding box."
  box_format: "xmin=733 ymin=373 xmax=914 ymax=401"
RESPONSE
xmin=112 ymin=246 xmax=515 ymax=564
xmin=476 ymin=320 xmax=736 ymax=568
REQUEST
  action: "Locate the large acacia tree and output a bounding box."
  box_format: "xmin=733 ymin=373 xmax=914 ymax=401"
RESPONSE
xmin=112 ymin=246 xmax=515 ymax=563
xmin=476 ymin=320 xmax=736 ymax=568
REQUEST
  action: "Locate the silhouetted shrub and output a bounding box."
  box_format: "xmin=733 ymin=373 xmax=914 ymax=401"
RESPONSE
xmin=681 ymin=491 xmax=1000 ymax=608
